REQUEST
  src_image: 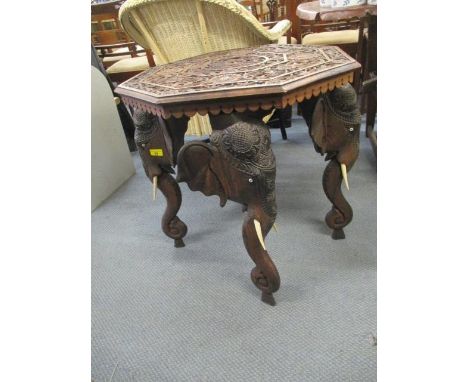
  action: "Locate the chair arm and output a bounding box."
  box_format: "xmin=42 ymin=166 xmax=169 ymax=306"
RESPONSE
xmin=94 ymin=42 xmax=137 ymax=50
xmin=265 ymin=19 xmax=292 ymax=40
xmin=261 ymin=21 xmax=277 ymax=28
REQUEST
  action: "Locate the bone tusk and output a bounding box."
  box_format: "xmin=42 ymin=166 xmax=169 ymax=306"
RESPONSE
xmin=273 ymin=223 xmax=278 ymax=233
xmin=253 ymin=219 xmax=266 ymax=250
xmin=152 ymin=176 xmax=158 ymax=201
xmin=340 ymin=163 xmax=349 ymax=191
xmin=262 ymin=109 xmax=275 ymax=124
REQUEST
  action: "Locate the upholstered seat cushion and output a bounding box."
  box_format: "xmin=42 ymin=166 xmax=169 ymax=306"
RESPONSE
xmin=101 ymin=46 xmax=146 ymax=63
xmin=278 ymin=36 xmax=298 ymax=44
xmin=302 ymin=29 xmax=359 ymax=46
xmin=102 ymin=54 xmax=145 ymax=63
xmin=107 ymin=55 xmax=155 ymax=74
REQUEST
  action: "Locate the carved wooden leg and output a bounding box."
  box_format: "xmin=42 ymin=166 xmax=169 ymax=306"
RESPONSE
xmin=211 ymin=113 xmax=280 ymax=304
xmin=323 ymin=158 xmax=353 ymax=240
xmin=178 ymin=111 xmax=280 ymax=304
xmin=242 ymin=206 xmax=280 ymax=306
xmin=177 ymin=111 xmax=280 ymax=305
xmin=299 ymin=85 xmax=360 ymax=240
xmin=158 ymin=172 xmax=187 ymax=247
xmin=133 ymin=109 xmax=188 ymax=247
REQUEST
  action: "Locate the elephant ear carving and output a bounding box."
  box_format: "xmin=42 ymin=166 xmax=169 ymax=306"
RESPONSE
xmin=311 ymin=97 xmax=327 ymax=154
xmin=176 ymin=142 xmax=228 ymax=207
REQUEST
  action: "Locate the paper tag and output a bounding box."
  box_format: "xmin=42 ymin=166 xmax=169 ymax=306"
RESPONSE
xmin=149 ymin=148 xmax=163 ymax=157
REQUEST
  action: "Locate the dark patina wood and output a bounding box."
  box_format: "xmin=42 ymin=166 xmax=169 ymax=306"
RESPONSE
xmin=116 ymin=44 xmax=361 ymax=305
xmin=116 ymin=44 xmax=359 ymax=118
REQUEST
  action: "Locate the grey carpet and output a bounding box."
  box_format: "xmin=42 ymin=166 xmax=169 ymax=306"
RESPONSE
xmin=92 ymin=114 xmax=377 ymax=382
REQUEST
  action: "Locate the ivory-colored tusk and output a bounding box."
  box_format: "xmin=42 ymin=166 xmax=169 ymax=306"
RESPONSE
xmin=341 ymin=163 xmax=349 ymax=191
xmin=262 ymin=109 xmax=276 ymax=124
xmin=273 ymin=223 xmax=278 ymax=233
xmin=152 ymin=176 xmax=158 ymax=201
xmin=253 ymin=219 xmax=266 ymax=250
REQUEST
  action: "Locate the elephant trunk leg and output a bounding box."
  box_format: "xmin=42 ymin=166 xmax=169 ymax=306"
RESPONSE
xmin=242 ymin=207 xmax=280 ymax=305
xmin=158 ymin=172 xmax=188 ymax=247
xmin=323 ymin=158 xmax=353 ymax=239
xmin=133 ymin=109 xmax=189 ymax=247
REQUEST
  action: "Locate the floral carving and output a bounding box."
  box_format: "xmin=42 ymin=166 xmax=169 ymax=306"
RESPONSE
xmin=120 ymin=44 xmax=354 ymax=97
xmin=116 ymin=45 xmax=359 ymax=118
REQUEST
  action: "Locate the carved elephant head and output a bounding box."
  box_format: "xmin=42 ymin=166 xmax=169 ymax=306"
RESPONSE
xmin=301 ymin=84 xmax=361 ymax=190
xmin=299 ymin=84 xmax=361 ymax=239
xmin=310 ymin=84 xmax=361 ymax=168
xmin=176 ymin=142 xmax=228 ymax=206
xmin=133 ymin=109 xmax=175 ymax=181
xmin=176 ymin=121 xmax=277 ymax=220
xmin=176 ymin=121 xmax=280 ymax=301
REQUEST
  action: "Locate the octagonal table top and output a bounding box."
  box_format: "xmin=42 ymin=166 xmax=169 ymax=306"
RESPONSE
xmin=116 ymin=44 xmax=360 ymax=119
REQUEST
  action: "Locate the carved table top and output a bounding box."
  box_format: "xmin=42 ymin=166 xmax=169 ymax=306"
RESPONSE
xmin=116 ymin=44 xmax=360 ymax=119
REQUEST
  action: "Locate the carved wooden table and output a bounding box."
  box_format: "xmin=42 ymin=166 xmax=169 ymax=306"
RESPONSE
xmin=116 ymin=44 xmax=361 ymax=305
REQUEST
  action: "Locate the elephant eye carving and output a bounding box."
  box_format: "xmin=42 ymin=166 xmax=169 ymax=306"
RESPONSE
xmin=344 ymin=123 xmax=359 ymax=134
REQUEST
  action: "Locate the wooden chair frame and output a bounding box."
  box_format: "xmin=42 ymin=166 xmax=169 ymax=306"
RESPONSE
xmin=355 ymin=13 xmax=377 ymax=156
xmin=242 ymin=0 xmax=295 ymax=43
xmin=301 ymin=17 xmax=361 ymax=56
xmin=94 ymin=41 xmax=156 ymax=84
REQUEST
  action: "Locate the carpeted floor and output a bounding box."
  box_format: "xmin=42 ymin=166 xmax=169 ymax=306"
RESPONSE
xmin=92 ymin=114 xmax=377 ymax=382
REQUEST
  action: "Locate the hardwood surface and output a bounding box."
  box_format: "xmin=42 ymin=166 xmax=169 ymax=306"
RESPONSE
xmin=116 ymin=44 xmax=360 ymax=118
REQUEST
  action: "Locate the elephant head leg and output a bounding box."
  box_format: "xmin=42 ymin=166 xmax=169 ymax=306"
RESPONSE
xmin=158 ymin=172 xmax=187 ymax=247
xmin=212 ymin=116 xmax=279 ymax=304
xmin=323 ymin=158 xmax=354 ymax=240
xmin=304 ymin=85 xmax=361 ymax=239
xmin=178 ymin=114 xmax=280 ymax=303
xmin=324 ymin=124 xmax=359 ymax=240
xmin=242 ymin=206 xmax=280 ymax=306
xmin=133 ymin=109 xmax=188 ymax=247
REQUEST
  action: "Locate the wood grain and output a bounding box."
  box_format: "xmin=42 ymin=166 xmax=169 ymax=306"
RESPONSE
xmin=116 ymin=44 xmax=360 ymax=118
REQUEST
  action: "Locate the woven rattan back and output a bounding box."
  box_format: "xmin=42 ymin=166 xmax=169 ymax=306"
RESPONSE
xmin=119 ymin=0 xmax=282 ymax=64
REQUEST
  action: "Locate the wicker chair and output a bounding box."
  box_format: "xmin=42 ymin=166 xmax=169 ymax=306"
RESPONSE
xmin=119 ymin=0 xmax=291 ymax=136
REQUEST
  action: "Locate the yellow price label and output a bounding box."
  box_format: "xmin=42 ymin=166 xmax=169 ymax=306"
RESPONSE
xmin=149 ymin=148 xmax=164 ymax=157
